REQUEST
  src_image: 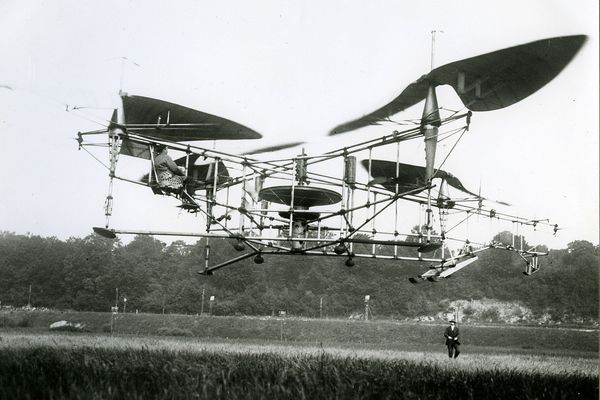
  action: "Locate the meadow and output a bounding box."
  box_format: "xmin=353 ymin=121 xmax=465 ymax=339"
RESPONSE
xmin=2 ymin=310 xmax=598 ymax=353
xmin=0 ymin=310 xmax=597 ymax=399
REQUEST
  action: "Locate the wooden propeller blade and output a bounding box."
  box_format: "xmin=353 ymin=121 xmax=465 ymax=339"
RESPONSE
xmin=330 ymin=35 xmax=586 ymax=135
xmin=241 ymin=141 xmax=305 ymax=155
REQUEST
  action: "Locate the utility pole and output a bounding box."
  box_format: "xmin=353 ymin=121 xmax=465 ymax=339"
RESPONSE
xmin=201 ymin=287 xmax=205 ymax=315
xmin=319 ymin=297 xmax=323 ymax=319
xmin=279 ymin=311 xmax=286 ymax=341
xmin=27 ymin=284 xmax=32 ymax=308
xmin=111 ymin=288 xmax=118 ymax=335
xmin=364 ymin=295 xmax=370 ymax=321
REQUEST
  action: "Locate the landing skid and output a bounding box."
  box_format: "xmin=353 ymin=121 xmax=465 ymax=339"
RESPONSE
xmin=522 ymin=254 xmax=540 ymax=276
xmin=491 ymin=242 xmax=545 ymax=275
xmin=410 ymin=255 xmax=479 ymax=283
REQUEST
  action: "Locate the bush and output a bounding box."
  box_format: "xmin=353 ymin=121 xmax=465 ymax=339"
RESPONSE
xmin=462 ymin=306 xmax=475 ymax=317
xmin=480 ymin=307 xmax=501 ymax=323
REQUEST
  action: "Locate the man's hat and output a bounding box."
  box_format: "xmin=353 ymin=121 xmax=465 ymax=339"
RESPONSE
xmin=449 ymin=320 xmax=456 ymax=323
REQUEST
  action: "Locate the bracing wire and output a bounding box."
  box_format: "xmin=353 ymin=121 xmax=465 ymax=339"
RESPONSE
xmin=67 ymin=108 xmax=112 ymax=128
xmin=445 ymin=211 xmax=476 ymax=235
xmin=433 ymin=126 xmax=469 ymax=176
xmin=79 ymin=144 xmax=110 ymax=170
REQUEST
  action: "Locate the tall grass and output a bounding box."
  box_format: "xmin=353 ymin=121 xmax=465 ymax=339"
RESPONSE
xmin=1 ymin=310 xmax=597 ymax=399
xmin=2 ymin=332 xmax=596 ymax=377
xmin=0 ymin=344 xmax=596 ymax=400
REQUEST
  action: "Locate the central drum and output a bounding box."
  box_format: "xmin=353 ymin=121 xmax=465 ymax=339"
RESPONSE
xmin=258 ymin=185 xmax=342 ymax=209
xmin=258 ymin=185 xmax=342 ymax=251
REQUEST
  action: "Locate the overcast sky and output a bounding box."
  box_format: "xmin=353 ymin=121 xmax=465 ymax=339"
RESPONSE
xmin=0 ymin=0 xmax=597 ymax=250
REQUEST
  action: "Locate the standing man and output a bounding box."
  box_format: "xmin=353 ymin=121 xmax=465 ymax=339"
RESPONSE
xmin=444 ymin=320 xmax=460 ymax=358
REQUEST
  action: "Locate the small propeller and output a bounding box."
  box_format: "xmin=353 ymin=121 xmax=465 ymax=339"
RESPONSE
xmin=553 ymin=224 xmax=565 ymax=236
xmin=476 ymin=196 xmax=511 ymax=207
xmin=473 ymin=180 xmax=510 ymax=207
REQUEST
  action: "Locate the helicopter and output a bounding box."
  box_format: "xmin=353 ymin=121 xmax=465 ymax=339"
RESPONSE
xmin=80 ymin=34 xmax=585 ymax=281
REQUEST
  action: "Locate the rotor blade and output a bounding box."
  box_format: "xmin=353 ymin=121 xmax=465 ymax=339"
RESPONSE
xmin=139 ymin=155 xmax=229 ymax=192
xmin=361 ymin=159 xmax=429 ymax=193
xmin=438 ymin=174 xmax=513 ymax=206
xmin=433 ymin=35 xmax=586 ymax=112
xmin=475 ymin=179 xmax=510 ymax=206
xmin=367 ymin=177 xmax=393 ymax=186
xmin=329 ymin=35 xmax=586 ymax=135
xmin=139 ymin=173 xmax=150 ymax=184
xmin=441 ymin=173 xmax=478 ymax=198
xmin=362 ymin=159 xmax=485 ymax=201
xmin=120 ymin=94 xmax=262 ymax=141
xmin=483 ymin=198 xmax=511 ymax=207
xmin=187 ymin=160 xmax=230 ymax=184
xmin=330 ymin=77 xmax=430 ymax=135
xmin=174 ymin=153 xmax=201 ymax=167
xmin=93 ymin=227 xmax=117 ymax=239
xmin=241 ymin=141 xmax=305 ymax=155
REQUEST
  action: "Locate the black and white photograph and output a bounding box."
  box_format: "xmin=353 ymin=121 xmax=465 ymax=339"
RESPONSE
xmin=0 ymin=1 xmax=597 ymax=398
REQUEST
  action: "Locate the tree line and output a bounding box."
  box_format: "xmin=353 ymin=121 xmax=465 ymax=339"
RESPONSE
xmin=0 ymin=231 xmax=597 ymax=321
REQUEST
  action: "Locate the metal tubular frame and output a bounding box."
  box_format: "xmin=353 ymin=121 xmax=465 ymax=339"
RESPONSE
xmin=80 ymin=107 xmax=555 ymax=272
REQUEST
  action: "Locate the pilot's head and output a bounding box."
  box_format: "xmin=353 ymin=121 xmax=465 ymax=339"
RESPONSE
xmin=154 ymin=144 xmax=167 ymax=154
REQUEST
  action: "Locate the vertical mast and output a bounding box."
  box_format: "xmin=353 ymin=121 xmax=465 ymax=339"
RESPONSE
xmin=105 ymin=93 xmax=125 ymax=228
xmin=423 ymin=31 xmax=442 ymax=241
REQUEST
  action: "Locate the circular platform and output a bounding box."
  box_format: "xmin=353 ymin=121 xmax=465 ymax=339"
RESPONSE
xmin=259 ymin=185 xmax=341 ymax=208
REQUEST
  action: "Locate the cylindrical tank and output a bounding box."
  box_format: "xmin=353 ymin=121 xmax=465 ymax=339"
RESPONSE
xmin=295 ymin=154 xmax=308 ymax=185
xmin=291 ymin=220 xmax=307 ymax=251
xmin=344 ymin=156 xmax=356 ymax=188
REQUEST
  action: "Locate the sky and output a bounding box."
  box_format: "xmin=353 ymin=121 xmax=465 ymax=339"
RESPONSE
xmin=0 ymin=0 xmax=597 ymax=250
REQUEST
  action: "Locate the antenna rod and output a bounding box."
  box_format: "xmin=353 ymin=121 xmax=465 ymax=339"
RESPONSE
xmin=430 ymin=30 xmax=444 ymax=71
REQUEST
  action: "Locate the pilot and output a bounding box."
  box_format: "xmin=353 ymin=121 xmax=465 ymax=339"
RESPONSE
xmin=153 ymin=145 xmax=187 ymax=193
xmin=444 ymin=320 xmax=461 ymax=359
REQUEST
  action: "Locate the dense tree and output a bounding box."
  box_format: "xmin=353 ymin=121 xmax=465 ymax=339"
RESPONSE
xmin=0 ymin=231 xmax=597 ymax=321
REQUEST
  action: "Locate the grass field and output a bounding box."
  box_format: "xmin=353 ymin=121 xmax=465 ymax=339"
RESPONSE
xmin=0 ymin=311 xmax=597 ymax=399
xmin=0 ymin=332 xmax=597 ymax=399
xmin=2 ymin=310 xmax=598 ymax=354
